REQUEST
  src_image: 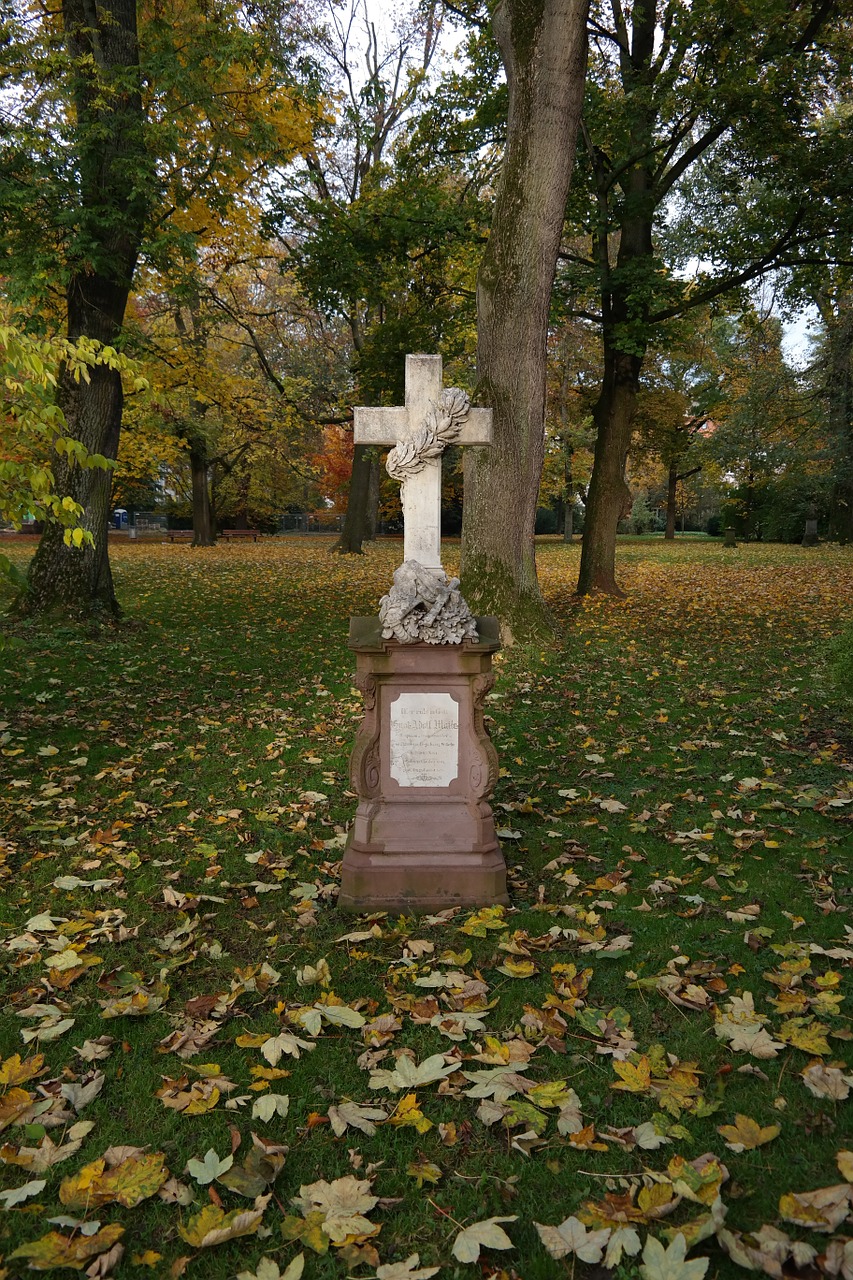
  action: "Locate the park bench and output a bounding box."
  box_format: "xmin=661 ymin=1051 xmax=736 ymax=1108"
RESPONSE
xmin=164 ymin=531 xmax=194 ymax=543
xmin=221 ymin=529 xmax=261 ymax=542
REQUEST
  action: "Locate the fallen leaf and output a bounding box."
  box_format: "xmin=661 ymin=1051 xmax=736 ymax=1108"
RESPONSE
xmin=237 ymin=1255 xmax=305 ymax=1280
xmin=0 ymin=1177 xmax=46 ymax=1208
xmin=716 ymin=1114 xmax=780 ymax=1153
xmin=186 ymin=1149 xmax=233 ymax=1185
xmin=292 ymin=1176 xmax=378 ymax=1244
xmin=535 ymin=1215 xmax=611 ymax=1262
xmin=375 ymin=1254 xmax=440 ymax=1279
xmin=178 ymin=1202 xmax=265 ymax=1247
xmin=640 ymin=1231 xmax=709 ymax=1280
xmin=10 ymin=1223 xmax=124 ymax=1270
xmin=451 ymin=1216 xmax=516 ymax=1263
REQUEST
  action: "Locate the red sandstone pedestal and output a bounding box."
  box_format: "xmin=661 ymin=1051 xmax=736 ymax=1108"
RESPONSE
xmin=339 ymin=617 xmax=508 ymax=911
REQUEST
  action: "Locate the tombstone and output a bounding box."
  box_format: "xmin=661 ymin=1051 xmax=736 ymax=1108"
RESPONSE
xmin=723 ymin=527 xmax=737 ymax=547
xmin=802 ymin=508 xmax=819 ymax=547
xmin=339 ymin=354 xmax=508 ymax=911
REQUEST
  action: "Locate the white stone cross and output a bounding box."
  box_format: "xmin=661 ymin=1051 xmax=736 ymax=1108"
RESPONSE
xmin=353 ymin=354 xmax=492 ymax=570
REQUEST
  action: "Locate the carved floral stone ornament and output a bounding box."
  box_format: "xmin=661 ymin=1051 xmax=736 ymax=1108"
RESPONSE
xmin=379 ymin=560 xmax=478 ymax=645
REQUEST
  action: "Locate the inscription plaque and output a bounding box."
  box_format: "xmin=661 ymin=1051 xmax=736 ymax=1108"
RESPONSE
xmin=389 ymin=692 xmax=459 ymax=788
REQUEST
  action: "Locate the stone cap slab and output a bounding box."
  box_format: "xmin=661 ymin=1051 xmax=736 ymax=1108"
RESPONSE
xmin=349 ymin=615 xmax=500 ymax=652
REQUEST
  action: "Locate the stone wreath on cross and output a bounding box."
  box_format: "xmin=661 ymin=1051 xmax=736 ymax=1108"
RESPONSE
xmin=385 ymin=387 xmax=471 ymax=481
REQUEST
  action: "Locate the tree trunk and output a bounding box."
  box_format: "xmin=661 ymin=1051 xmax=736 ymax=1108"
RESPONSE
xmin=25 ymin=0 xmax=146 ymax=617
xmin=825 ymin=293 xmax=853 ymax=543
xmin=665 ymin=459 xmax=678 ymax=540
xmin=576 ymin=0 xmax=655 ymax=597
xmin=460 ymin=0 xmax=588 ymax=643
xmin=331 ymin=444 xmax=373 ymax=554
xmin=190 ymin=438 xmax=216 ymax=546
xmin=577 ymin=356 xmax=639 ymax=596
xmin=365 ymin=450 xmax=380 ymax=541
xmin=563 ymin=450 xmax=574 ymax=543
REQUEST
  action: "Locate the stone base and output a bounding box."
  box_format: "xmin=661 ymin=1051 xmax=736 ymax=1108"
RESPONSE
xmin=339 ymin=617 xmax=508 ymax=912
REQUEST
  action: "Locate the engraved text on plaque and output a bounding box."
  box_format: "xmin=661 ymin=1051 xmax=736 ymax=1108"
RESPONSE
xmin=389 ymin=692 xmax=459 ymax=788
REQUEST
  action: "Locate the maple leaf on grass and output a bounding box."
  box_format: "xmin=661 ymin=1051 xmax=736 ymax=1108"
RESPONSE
xmin=778 ymin=1184 xmax=853 ymax=1233
xmin=10 ymin=1223 xmax=124 ymax=1270
xmin=716 ymin=1114 xmax=780 ymax=1152
xmin=801 ymin=1061 xmax=853 ymax=1099
xmin=375 ymin=1254 xmax=440 ymax=1279
xmin=258 ymin=1032 xmax=315 ymax=1065
xmin=185 ymin=1148 xmax=233 ymax=1185
xmin=179 ymin=1200 xmax=266 ymax=1247
xmin=237 ymin=1255 xmax=305 ymax=1280
xmin=0 ymin=1177 xmax=46 ymax=1207
xmin=292 ymin=1175 xmax=378 ymax=1244
xmin=838 ymin=1150 xmax=853 ymax=1183
xmin=252 ymin=1092 xmax=290 ymax=1122
xmin=612 ymin=1054 xmax=652 ymax=1092
xmin=387 ymin=1094 xmax=432 ymax=1134
xmin=328 ymin=1100 xmax=387 ymax=1137
xmin=640 ymin=1232 xmax=709 ymax=1280
xmin=535 ymin=1215 xmax=611 ymax=1262
xmin=368 ymin=1052 xmax=455 ymax=1093
xmin=451 ymin=1215 xmax=516 ymax=1263
xmin=59 ymin=1152 xmax=169 ymax=1210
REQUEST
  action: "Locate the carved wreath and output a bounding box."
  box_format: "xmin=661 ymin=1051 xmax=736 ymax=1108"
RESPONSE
xmin=385 ymin=387 xmax=470 ymax=481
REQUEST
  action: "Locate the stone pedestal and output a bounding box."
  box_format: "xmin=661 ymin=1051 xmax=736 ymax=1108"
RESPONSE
xmin=339 ymin=617 xmax=508 ymax=912
xmin=723 ymin=527 xmax=737 ymax=547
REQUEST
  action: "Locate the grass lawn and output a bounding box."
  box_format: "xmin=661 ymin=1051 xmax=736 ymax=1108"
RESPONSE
xmin=1 ymin=536 xmax=852 ymax=1280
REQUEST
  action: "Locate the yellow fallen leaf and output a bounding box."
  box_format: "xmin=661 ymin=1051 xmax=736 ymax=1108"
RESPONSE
xmin=837 ymin=1150 xmax=853 ymax=1183
xmin=612 ymin=1056 xmax=652 ymax=1093
xmin=179 ymin=1202 xmax=265 ymax=1248
xmin=10 ymin=1224 xmax=124 ymax=1270
xmin=0 ymin=1053 xmax=44 ymax=1087
xmin=716 ymin=1114 xmax=780 ymax=1153
xmin=387 ymin=1094 xmax=432 ymax=1134
xmin=60 ymin=1153 xmax=169 ymax=1210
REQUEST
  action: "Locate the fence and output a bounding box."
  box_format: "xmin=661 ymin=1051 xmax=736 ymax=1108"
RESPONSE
xmin=278 ymin=513 xmax=344 ymax=535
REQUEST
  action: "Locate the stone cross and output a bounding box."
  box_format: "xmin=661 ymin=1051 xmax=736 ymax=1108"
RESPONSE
xmin=353 ymin=354 xmax=492 ymax=569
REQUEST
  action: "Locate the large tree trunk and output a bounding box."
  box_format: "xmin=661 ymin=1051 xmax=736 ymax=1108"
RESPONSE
xmin=577 ymin=354 xmax=639 ymax=595
xmin=365 ymin=451 xmax=380 ymax=541
xmin=825 ymin=292 xmax=853 ymax=543
xmin=332 ymin=444 xmax=373 ymax=554
xmin=25 ymin=0 xmax=146 ymax=617
xmin=460 ymin=0 xmax=588 ymax=642
xmin=190 ymin=438 xmax=216 ymax=546
xmin=665 ymin=459 xmax=678 ymax=540
xmin=576 ymin=0 xmax=655 ymax=597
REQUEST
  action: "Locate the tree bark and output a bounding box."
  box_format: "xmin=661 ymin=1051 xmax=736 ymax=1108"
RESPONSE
xmin=825 ymin=292 xmax=853 ymax=543
xmin=563 ymin=450 xmax=574 ymax=543
xmin=460 ymin=0 xmax=589 ymax=642
xmin=190 ymin=438 xmax=216 ymax=546
xmin=25 ymin=0 xmax=147 ymax=617
xmin=577 ymin=0 xmax=655 ymax=598
xmin=665 ymin=459 xmax=678 ymax=540
xmin=331 ymin=444 xmax=373 ymax=554
xmin=577 ymin=357 xmax=639 ymax=595
xmin=365 ymin=450 xmax=380 ymax=541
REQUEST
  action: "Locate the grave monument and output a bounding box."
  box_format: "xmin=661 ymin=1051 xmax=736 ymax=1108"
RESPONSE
xmin=339 ymin=354 xmax=508 ymax=911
